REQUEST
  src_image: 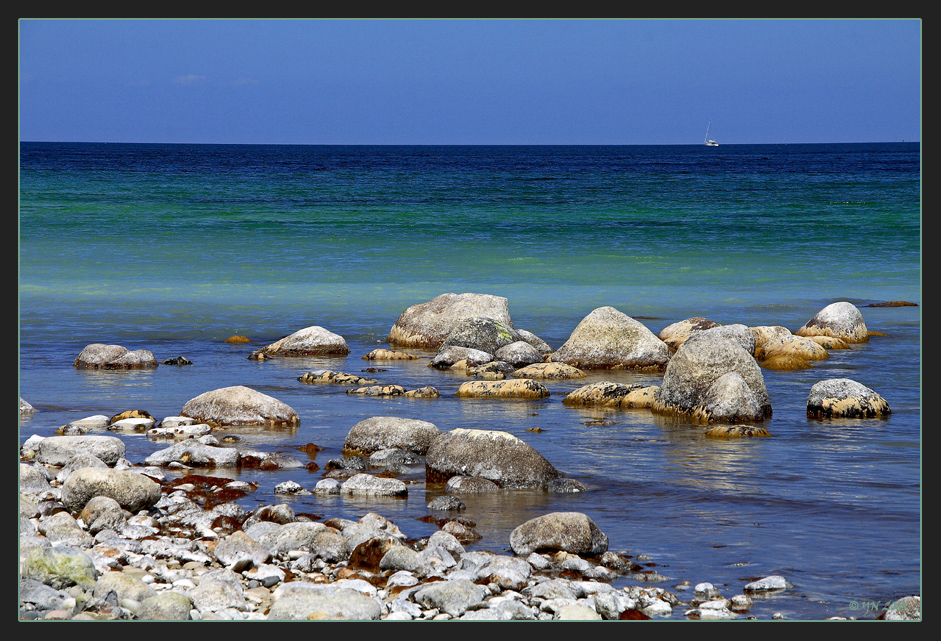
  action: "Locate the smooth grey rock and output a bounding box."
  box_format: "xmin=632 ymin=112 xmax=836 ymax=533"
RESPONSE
xmin=74 ymin=343 xmax=158 ymax=369
xmin=144 ymin=441 xmax=240 ymax=468
xmin=341 ymin=473 xmax=408 ymax=497
xmin=343 ymin=416 xmax=442 ymax=456
xmin=137 ymin=591 xmax=193 ymax=621
xmin=509 ymin=512 xmax=608 ymax=557
xmin=180 ymin=385 xmax=300 ymax=427
xmin=426 ymin=428 xmax=562 ymax=489
xmin=430 ymin=345 xmax=494 ymax=369
xmin=61 ymin=467 xmax=162 ymax=513
xmin=413 ymin=579 xmax=487 ymax=617
xmin=212 ymin=530 xmax=272 ymax=568
xmin=35 ymin=435 xmax=127 ymax=467
xmin=694 ymin=371 xmax=765 ymax=423
xmin=189 ymin=568 xmax=248 ymax=613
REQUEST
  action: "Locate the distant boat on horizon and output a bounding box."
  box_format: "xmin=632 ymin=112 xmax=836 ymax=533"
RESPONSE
xmin=704 ymin=121 xmax=719 ymax=147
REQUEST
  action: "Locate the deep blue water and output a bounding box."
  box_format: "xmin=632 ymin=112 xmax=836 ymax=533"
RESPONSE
xmin=19 ymin=142 xmax=921 ymax=620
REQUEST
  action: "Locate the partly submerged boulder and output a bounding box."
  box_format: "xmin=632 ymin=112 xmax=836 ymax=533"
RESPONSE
xmin=180 ymin=385 xmax=300 ymax=427
xmin=425 ymin=428 xmax=563 ymax=489
xmin=342 ymin=416 xmax=443 ymax=456
xmin=439 ymin=316 xmax=523 ymax=356
xmin=653 ymin=336 xmax=771 ymax=420
xmin=691 ymin=372 xmax=766 ymax=424
xmin=455 ymin=379 xmax=551 ymax=399
xmin=755 ymin=334 xmax=829 ymax=362
xmin=509 ymin=512 xmax=608 ymax=557
xmin=806 ymin=378 xmax=891 ymax=419
xmin=74 ymin=343 xmax=158 ymax=370
xmin=796 ymin=301 xmax=869 ymax=344
xmin=549 ymin=307 xmax=671 ymax=371
xmin=249 ymin=326 xmax=350 ymax=358
xmin=511 ymin=362 xmax=587 ymax=380
xmin=562 ymin=381 xmax=658 ymax=409
xmin=388 ymin=293 xmax=513 ymax=349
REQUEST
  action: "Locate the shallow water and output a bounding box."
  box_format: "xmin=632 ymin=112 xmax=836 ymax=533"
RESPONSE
xmin=19 ymin=142 xmax=921 ymax=620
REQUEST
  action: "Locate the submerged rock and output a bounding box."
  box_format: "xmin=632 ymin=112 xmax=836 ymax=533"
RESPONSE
xmin=298 ymin=370 xmax=379 ymax=385
xmin=806 ymin=378 xmax=891 ymax=419
xmin=388 ymin=292 xmax=514 ymax=349
xmin=549 ymin=306 xmax=671 ymax=370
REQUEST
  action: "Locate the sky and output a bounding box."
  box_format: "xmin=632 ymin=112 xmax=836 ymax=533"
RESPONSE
xmin=18 ymin=19 xmax=922 ymax=145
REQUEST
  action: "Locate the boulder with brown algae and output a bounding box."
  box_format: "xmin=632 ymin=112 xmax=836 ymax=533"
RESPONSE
xmin=74 ymin=343 xmax=158 ymax=370
xmin=549 ymin=306 xmax=671 ymax=371
xmin=653 ymin=336 xmax=772 ymax=420
xmin=425 ymin=428 xmax=563 ymax=489
xmin=796 ymin=301 xmax=869 ymax=344
xmin=806 ymin=378 xmax=891 ymax=419
xmin=658 ymin=317 xmax=721 ymax=351
xmin=180 ymin=385 xmax=300 ymax=427
xmin=387 ymin=292 xmax=513 ymax=349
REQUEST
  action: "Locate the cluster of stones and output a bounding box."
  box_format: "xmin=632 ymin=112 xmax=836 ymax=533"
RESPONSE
xmin=66 ymin=295 xmax=893 ymax=431
xmin=19 ymin=430 xmax=827 ymax=622
xmin=19 ymin=432 xmax=920 ymax=622
xmin=19 ymin=295 xmax=915 ymax=620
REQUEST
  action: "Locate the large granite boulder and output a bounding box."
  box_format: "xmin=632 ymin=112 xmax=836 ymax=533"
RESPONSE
xmin=755 ymin=334 xmax=829 ymax=362
xmin=691 ymin=372 xmax=766 ymax=424
xmin=425 ymin=428 xmax=563 ymax=489
xmin=806 ymin=378 xmax=891 ymax=419
xmin=180 ymin=385 xmax=300 ymax=427
xmin=342 ymin=416 xmax=442 ymax=456
xmin=796 ymin=301 xmax=869 ymax=344
xmin=653 ymin=336 xmax=772 ymax=420
xmin=549 ymin=307 xmax=671 ymax=370
xmin=60 ymin=467 xmax=162 ymax=513
xmin=74 ymin=343 xmax=158 ymax=370
xmin=250 ymin=325 xmax=350 ymax=358
xmin=388 ymin=293 xmax=513 ymax=349
xmin=509 ymin=512 xmax=608 ymax=557
xmin=144 ymin=441 xmax=241 ymax=468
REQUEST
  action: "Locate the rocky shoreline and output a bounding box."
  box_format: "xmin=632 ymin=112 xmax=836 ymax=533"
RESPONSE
xmin=19 ymin=295 xmax=920 ymax=621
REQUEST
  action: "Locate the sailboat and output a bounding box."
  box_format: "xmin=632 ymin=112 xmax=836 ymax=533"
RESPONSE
xmin=704 ymin=121 xmax=719 ymax=147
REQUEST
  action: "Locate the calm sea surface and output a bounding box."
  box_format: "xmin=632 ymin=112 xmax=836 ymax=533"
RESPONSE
xmin=18 ymin=142 xmax=921 ymax=620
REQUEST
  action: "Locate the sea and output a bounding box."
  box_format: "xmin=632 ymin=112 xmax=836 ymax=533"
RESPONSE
xmin=18 ymin=141 xmax=921 ymax=620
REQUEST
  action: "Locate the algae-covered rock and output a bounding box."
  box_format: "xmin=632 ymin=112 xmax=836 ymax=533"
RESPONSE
xmin=806 ymin=378 xmax=891 ymax=419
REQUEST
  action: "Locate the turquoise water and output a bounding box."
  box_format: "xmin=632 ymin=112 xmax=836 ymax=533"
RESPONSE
xmin=19 ymin=142 xmax=921 ymax=619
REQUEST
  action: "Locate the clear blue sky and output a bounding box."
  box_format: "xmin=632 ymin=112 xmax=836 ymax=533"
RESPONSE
xmin=18 ymin=18 xmax=921 ymax=145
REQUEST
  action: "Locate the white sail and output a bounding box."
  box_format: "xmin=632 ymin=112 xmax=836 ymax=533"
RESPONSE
xmin=704 ymin=121 xmax=719 ymax=147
